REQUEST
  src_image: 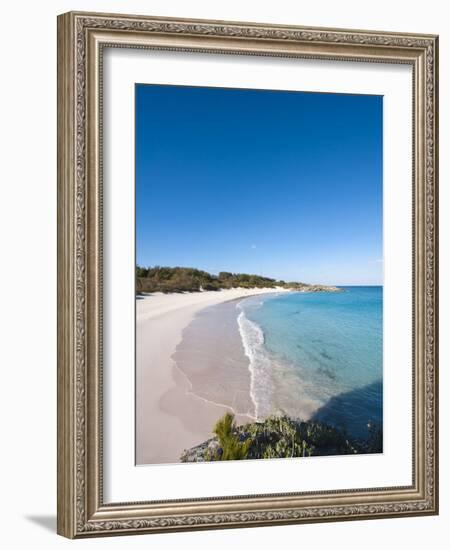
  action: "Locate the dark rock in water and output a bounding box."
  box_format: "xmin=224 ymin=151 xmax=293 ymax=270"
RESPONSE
xmin=317 ymin=365 xmax=336 ymax=380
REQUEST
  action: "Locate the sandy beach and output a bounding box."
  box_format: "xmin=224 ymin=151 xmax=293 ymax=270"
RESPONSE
xmin=136 ymin=287 xmax=287 ymax=465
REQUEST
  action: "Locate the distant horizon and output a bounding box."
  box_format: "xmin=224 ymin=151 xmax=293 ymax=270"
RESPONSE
xmin=136 ymin=85 xmax=383 ymax=286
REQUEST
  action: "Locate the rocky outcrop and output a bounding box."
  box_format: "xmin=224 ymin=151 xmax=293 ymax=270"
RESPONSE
xmin=284 ymin=282 xmax=342 ymax=292
xmin=180 ymin=414 xmax=381 ymax=463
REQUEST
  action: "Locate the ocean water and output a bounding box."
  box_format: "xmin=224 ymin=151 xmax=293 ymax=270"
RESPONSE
xmin=237 ymin=287 xmax=383 ymax=439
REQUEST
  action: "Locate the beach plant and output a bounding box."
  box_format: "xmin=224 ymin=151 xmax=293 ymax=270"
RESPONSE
xmin=212 ymin=413 xmax=251 ymax=461
xmin=180 ymin=414 xmax=382 ymax=462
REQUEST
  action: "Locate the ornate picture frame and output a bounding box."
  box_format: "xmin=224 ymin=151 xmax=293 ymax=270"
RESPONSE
xmin=57 ymin=11 xmax=438 ymax=538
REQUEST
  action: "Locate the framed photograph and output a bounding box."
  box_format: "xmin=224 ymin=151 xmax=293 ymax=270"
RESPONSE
xmin=57 ymin=11 xmax=439 ymax=538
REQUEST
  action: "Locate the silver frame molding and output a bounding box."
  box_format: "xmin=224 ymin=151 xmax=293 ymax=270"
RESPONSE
xmin=57 ymin=11 xmax=439 ymax=539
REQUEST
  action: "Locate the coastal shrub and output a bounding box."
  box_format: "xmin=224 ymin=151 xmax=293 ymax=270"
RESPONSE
xmin=180 ymin=414 xmax=378 ymax=462
xmin=202 ymin=282 xmax=221 ymax=291
xmin=211 ymin=413 xmax=251 ymax=461
xmin=365 ymin=422 xmax=383 ymax=453
xmin=136 ymin=266 xmax=340 ymax=294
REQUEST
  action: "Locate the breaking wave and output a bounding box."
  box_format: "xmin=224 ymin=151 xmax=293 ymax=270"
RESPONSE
xmin=237 ymin=307 xmax=274 ymax=419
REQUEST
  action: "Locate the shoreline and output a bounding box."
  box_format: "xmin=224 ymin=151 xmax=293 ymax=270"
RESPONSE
xmin=136 ymin=287 xmax=289 ymax=465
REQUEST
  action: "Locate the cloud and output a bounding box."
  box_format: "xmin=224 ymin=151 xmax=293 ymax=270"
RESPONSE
xmin=251 ymin=244 xmax=257 ymax=249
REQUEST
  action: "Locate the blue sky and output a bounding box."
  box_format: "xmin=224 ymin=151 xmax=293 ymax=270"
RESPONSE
xmin=136 ymin=84 xmax=382 ymax=285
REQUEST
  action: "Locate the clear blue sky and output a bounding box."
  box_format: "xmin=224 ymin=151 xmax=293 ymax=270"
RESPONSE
xmin=136 ymin=84 xmax=383 ymax=285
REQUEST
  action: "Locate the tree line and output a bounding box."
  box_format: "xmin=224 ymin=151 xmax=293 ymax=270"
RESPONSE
xmin=136 ymin=265 xmax=289 ymax=293
xmin=136 ymin=265 xmax=340 ymax=294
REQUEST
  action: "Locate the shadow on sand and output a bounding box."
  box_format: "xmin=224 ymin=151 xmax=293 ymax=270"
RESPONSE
xmin=311 ymin=380 xmax=383 ymax=441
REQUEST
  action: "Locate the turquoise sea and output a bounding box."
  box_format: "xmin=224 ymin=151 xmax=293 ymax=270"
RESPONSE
xmin=237 ymin=287 xmax=383 ymax=440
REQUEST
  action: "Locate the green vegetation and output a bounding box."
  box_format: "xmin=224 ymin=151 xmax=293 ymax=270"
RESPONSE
xmin=136 ymin=265 xmax=340 ymax=294
xmin=180 ymin=413 xmax=382 ymax=462
xmin=209 ymin=412 xmax=251 ymax=461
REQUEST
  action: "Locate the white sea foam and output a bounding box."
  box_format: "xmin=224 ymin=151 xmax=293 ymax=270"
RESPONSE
xmin=237 ymin=308 xmax=274 ymax=420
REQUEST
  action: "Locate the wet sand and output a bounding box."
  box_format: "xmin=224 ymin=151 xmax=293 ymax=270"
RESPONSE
xmin=135 ymin=287 xmax=287 ymax=465
xmin=171 ymin=300 xmax=256 ymax=420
